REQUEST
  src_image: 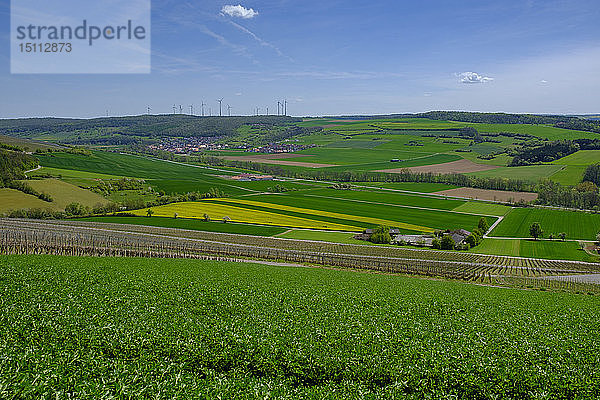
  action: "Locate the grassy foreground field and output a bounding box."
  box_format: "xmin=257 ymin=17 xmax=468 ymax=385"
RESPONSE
xmin=1 ymin=254 xmax=600 ymax=398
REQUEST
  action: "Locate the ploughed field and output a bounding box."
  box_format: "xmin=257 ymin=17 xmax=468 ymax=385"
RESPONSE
xmin=1 ymin=254 xmax=600 ymax=398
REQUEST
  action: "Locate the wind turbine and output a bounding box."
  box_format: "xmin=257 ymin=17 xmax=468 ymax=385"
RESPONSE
xmin=201 ymin=101 xmax=206 ymax=117
xmin=227 ymin=104 xmax=232 ymax=117
xmin=173 ymin=105 xmax=176 ymax=114
xmin=147 ymin=106 xmax=151 ymax=115
xmin=217 ymin=98 xmax=224 ymax=117
xmin=284 ymin=100 xmax=287 ymax=116
xmin=190 ymin=105 xmax=194 ymax=115
xmin=277 ymin=101 xmax=281 ymax=116
xmin=266 ymin=106 xmax=269 ymax=116
xmin=179 ymin=105 xmax=183 ymax=114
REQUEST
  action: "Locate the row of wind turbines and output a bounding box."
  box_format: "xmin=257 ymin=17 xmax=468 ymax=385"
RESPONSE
xmin=146 ymin=99 xmax=288 ymax=117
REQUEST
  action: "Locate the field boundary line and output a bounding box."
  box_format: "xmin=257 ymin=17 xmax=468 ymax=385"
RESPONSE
xmin=302 ymin=194 xmax=502 ymax=218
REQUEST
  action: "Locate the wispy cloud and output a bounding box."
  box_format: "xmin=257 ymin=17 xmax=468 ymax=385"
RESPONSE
xmin=457 ymin=71 xmax=494 ymax=84
xmin=271 ymin=70 xmax=405 ymax=80
xmin=225 ymin=20 xmax=293 ymax=62
xmin=198 ymin=25 xmax=258 ymax=63
xmin=221 ymin=4 xmax=258 ymax=19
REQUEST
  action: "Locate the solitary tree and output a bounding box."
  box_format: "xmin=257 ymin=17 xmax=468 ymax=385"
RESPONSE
xmin=222 ymin=216 xmax=231 ymax=223
xmin=203 ymin=213 xmax=211 ymax=222
xmin=173 ymin=212 xmax=178 ymax=219
xmin=529 ymin=223 xmax=543 ymax=240
xmin=146 ymin=208 xmax=154 ymax=217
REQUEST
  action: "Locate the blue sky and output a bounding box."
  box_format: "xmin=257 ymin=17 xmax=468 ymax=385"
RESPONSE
xmin=1 ymin=0 xmax=600 ymax=118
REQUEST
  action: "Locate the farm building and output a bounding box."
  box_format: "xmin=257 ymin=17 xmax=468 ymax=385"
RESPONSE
xmin=355 ymin=228 xmax=402 ymax=241
xmin=447 ymin=229 xmax=471 ymax=246
xmin=392 ymin=235 xmax=434 ymax=247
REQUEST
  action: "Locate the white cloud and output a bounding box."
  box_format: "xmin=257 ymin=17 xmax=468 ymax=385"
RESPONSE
xmin=221 ymin=5 xmax=259 ymax=19
xmin=457 ymin=71 xmax=494 ymax=84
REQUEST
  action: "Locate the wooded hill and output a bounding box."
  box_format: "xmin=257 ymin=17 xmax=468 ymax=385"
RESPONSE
xmin=0 ymin=149 xmax=37 ymax=186
xmin=0 ymin=115 xmax=302 ymax=144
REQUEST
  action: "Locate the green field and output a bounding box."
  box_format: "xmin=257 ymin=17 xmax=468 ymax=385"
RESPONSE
xmin=553 ymin=150 xmax=600 ymax=165
xmin=355 ymin=182 xmax=459 ymax=193
xmin=547 ymin=150 xmax=600 ymax=185
xmin=452 ymin=201 xmax=512 ymax=216
xmin=549 ymin=165 xmax=588 ymax=185
xmin=299 ymin=118 xmax=599 ymax=140
xmin=490 ymin=208 xmax=600 ymax=240
xmin=35 ymin=152 xmax=260 ymax=196
xmin=470 ymin=238 xmax=598 ymax=262
xmin=0 ymin=134 xmax=61 ymax=151
xmin=299 ymin=187 xmax=466 ymax=210
xmin=0 ymin=179 xmax=108 ymax=213
xmin=130 ymin=201 xmax=363 ymax=231
xmin=0 ymin=188 xmax=56 ymax=213
xmin=25 ymin=179 xmax=109 ymax=209
xmin=30 ymin=166 xmax=128 ymax=186
xmin=78 ymin=216 xmax=288 ymax=236
xmin=2 ymin=254 xmax=600 ymax=398
xmin=36 ymin=151 xmax=232 ymax=182
xmin=222 ymin=191 xmax=492 ymax=232
xmin=467 ymin=164 xmax=563 ymax=182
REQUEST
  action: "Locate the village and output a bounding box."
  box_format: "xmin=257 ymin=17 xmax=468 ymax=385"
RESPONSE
xmin=148 ymin=136 xmax=229 ymax=154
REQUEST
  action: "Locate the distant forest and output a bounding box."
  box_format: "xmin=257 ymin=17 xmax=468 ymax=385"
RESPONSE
xmin=0 ymin=115 xmax=302 ymax=144
xmin=331 ymin=111 xmax=600 ymax=134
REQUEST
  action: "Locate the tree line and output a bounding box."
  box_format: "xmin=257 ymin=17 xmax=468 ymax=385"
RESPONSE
xmin=510 ymin=139 xmax=600 ymax=166
xmin=195 ymin=154 xmax=536 ymax=193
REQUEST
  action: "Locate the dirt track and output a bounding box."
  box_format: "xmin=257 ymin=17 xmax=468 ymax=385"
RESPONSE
xmin=376 ymin=159 xmax=499 ymax=174
xmin=433 ymin=187 xmax=538 ymax=203
xmin=222 ymin=154 xmax=339 ymax=168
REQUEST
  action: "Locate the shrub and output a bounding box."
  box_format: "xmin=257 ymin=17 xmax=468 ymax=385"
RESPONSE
xmin=441 ymin=235 xmax=455 ymax=250
xmin=369 ymin=225 xmax=391 ymax=244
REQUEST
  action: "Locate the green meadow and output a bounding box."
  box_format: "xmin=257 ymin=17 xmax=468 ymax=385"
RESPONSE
xmin=490 ymin=207 xmax=600 ymax=240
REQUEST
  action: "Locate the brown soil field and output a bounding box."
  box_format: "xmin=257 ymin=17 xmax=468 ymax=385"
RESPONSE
xmin=432 ymin=187 xmax=538 ymax=203
xmin=222 ymin=155 xmax=338 ymax=168
xmin=376 ymin=159 xmax=499 ymax=174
